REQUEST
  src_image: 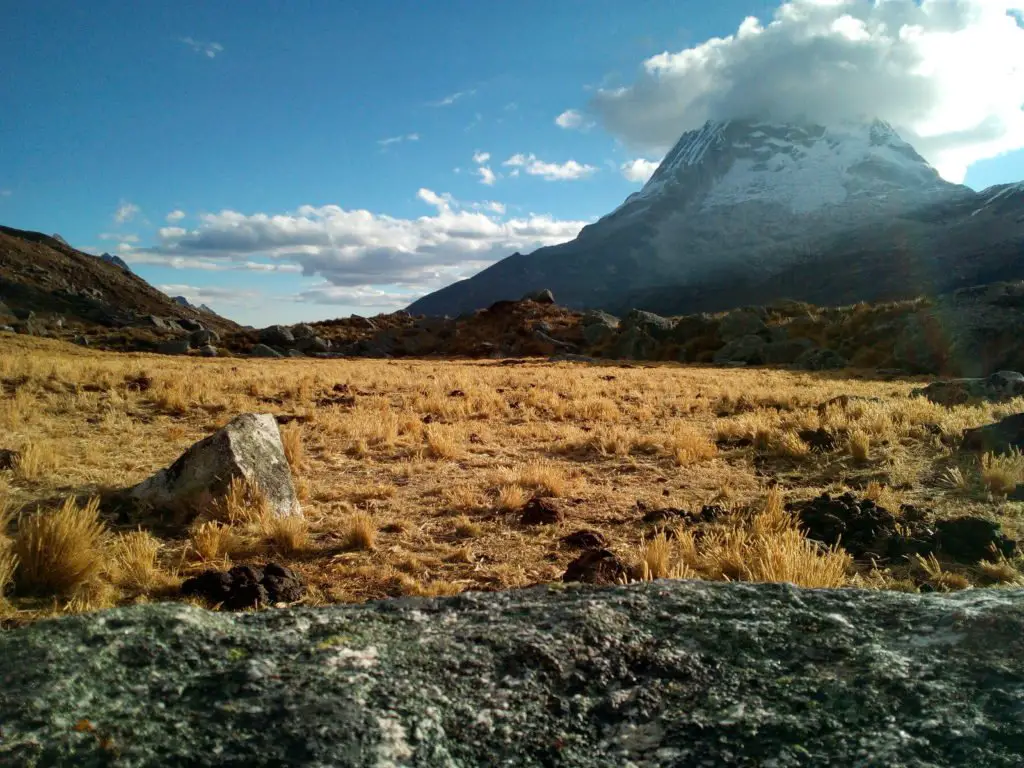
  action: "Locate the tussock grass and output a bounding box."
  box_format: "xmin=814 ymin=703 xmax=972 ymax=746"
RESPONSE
xmin=453 ymin=516 xmax=482 ymax=539
xmin=263 ymin=514 xmax=309 ymax=556
xmin=189 ymin=521 xmax=236 ymax=562
xmin=14 ymin=440 xmax=59 ymax=481
xmin=111 ymin=530 xmax=163 ymax=590
xmin=980 ymin=449 xmax=1024 ymax=497
xmin=344 ymin=512 xmax=377 ymax=551
xmin=848 ymin=430 xmax=871 ymax=462
xmin=13 ymin=497 xmax=108 ymax=596
xmin=280 ymin=422 xmax=305 ymax=471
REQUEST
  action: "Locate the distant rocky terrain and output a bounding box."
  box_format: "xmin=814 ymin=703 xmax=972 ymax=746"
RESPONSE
xmin=0 ymin=226 xmax=238 ymax=346
xmin=2 ymin=582 xmax=1022 ymax=766
xmin=409 ymin=119 xmax=1024 ymax=318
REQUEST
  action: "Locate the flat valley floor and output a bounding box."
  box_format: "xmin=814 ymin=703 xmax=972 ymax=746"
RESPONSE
xmin=2 ymin=333 xmax=1023 ymax=622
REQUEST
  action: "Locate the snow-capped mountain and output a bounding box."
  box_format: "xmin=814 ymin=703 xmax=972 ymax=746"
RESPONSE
xmin=409 ymin=119 xmax=1024 ymax=317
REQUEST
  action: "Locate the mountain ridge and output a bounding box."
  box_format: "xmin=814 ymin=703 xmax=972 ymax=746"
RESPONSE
xmin=409 ymin=118 xmax=1023 ymax=317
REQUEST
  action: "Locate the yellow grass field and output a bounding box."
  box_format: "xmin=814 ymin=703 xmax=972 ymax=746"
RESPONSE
xmin=1 ymin=333 xmax=1022 ymax=623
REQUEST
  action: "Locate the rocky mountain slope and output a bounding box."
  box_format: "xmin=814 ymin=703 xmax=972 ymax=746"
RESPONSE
xmin=0 ymin=225 xmax=239 ymax=341
xmin=409 ymin=119 xmax=1024 ymax=317
xmin=2 ymin=583 xmax=1021 ymax=766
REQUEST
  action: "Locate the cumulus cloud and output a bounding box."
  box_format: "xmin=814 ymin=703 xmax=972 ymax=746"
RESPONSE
xmin=158 ymin=284 xmax=260 ymax=306
xmin=590 ymin=0 xmax=1024 ymax=182
xmin=137 ymin=190 xmax=589 ymax=294
xmin=555 ymin=109 xmax=593 ymax=130
xmin=476 ymin=166 xmax=497 ymax=186
xmin=113 ymin=202 xmax=140 ymax=224
xmin=502 ymin=154 xmax=598 ymax=181
xmin=294 ymin=284 xmax=421 ymax=309
xmin=621 ymin=158 xmax=660 ymax=184
xmin=378 ymin=133 xmax=420 ymax=148
xmin=166 ymin=209 xmax=186 ymax=223
xmin=180 ymin=37 xmax=224 ymax=58
xmin=472 ymin=150 xmax=491 ymax=164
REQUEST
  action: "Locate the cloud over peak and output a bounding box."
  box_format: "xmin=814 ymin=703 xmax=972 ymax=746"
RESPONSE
xmin=591 ymin=0 xmax=1024 ymax=182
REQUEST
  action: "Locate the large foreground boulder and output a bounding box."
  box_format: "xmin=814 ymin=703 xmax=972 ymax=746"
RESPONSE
xmin=126 ymin=413 xmax=301 ymax=518
xmin=2 ymin=582 xmax=1023 ymax=766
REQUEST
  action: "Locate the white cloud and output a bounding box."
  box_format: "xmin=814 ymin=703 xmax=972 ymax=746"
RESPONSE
xmin=483 ymin=201 xmax=505 ymax=214
xmin=138 ymin=191 xmax=589 ymax=294
xmin=158 ymin=284 xmax=260 ymax=306
xmin=378 ymin=133 xmax=420 ymax=148
xmin=472 ymin=150 xmax=490 ymax=164
xmin=554 ymin=109 xmax=593 ymax=130
xmin=99 ymin=232 xmax=140 ymax=243
xmin=502 ymin=153 xmax=598 ymax=181
xmin=113 ymin=202 xmax=140 ymax=224
xmin=590 ymin=1 xmax=1024 ymax=182
xmin=180 ymin=37 xmax=224 ymax=59
xmin=294 ymin=284 xmax=419 ymax=310
xmin=430 ymin=89 xmax=475 ymax=107
xmin=476 ymin=166 xmax=497 ymax=186
xmin=166 ymin=209 xmax=186 ymax=223
xmin=620 ymin=158 xmax=660 ymax=184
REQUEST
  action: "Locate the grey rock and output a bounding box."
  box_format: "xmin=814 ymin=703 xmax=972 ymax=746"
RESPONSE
xmin=762 ymin=337 xmax=816 ymax=364
xmin=962 ymin=412 xmax=1024 ymax=455
xmin=713 ymin=334 xmax=767 ymax=365
xmin=189 ymin=328 xmax=219 ymax=346
xmin=582 ymin=322 xmax=617 ymax=347
xmin=622 ymin=309 xmax=675 ymax=340
xmin=796 ymin=347 xmax=847 ymax=371
xmin=610 ymin=326 xmax=659 ymax=360
xmin=2 ymin=582 xmax=1023 ymax=766
xmin=177 ymin=318 xmax=204 ymax=332
xmin=719 ymin=308 xmax=769 ymax=341
xmin=291 ymin=323 xmax=317 ymax=340
xmin=286 ymin=349 xmax=306 ymax=358
xmin=349 ymin=315 xmax=377 ymax=330
xmin=198 ymin=345 xmax=218 ymax=358
xmin=581 ymin=309 xmax=619 ymax=329
xmin=913 ymin=371 xmax=1024 ymax=406
xmin=125 ymin=413 xmax=301 ymax=520
xmin=296 ymin=335 xmax=330 ymax=354
xmin=534 ymin=330 xmax=576 ymax=352
xmin=0 ymin=325 xmax=14 ymax=333
xmin=259 ymin=325 xmax=295 ymax=346
xmin=523 ymin=288 xmax=556 ymax=304
xmin=73 ymin=335 xmax=89 ymax=347
xmin=156 ymin=338 xmax=191 ymax=355
xmin=12 ymin=308 xmax=35 ymax=322
xmin=250 ymin=343 xmax=284 ymax=358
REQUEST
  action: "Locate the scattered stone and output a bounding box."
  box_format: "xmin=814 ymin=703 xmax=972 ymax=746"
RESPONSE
xmin=286 ymin=349 xmax=305 ymax=358
xmin=559 ymin=530 xmax=608 ymax=549
xmin=296 ymin=336 xmax=330 ymax=355
xmin=198 ymin=345 xmax=218 ymax=358
xmin=0 ymin=448 xmax=20 ymax=471
xmin=189 ymin=328 xmax=219 ymax=346
xmin=795 ymin=347 xmax=847 ymax=370
xmin=562 ymin=548 xmax=629 ymax=584
xmin=523 ymin=289 xmax=555 ymax=304
xmin=533 ymin=330 xmax=576 ymax=352
xmin=259 ymin=325 xmax=295 ymax=346
xmin=180 ymin=563 xmax=305 ymax=610
xmin=718 ymin=309 xmax=768 ymax=341
xmin=713 ymin=334 xmax=766 ymax=365
xmin=798 ymin=428 xmax=839 ymax=452
xmin=178 ymin=318 xmax=204 ymax=332
xmin=125 ymin=413 xmax=302 ymax=520
xmin=914 ymin=371 xmax=1024 ymax=406
xmin=621 ymin=309 xmax=675 ymax=340
xmin=73 ymin=335 xmax=89 ymax=346
xmin=251 ymin=343 xmax=284 ymax=358
xmin=349 ymin=315 xmax=377 ymax=330
xmin=156 ymin=338 xmax=191 ymax=355
xmin=610 ymin=326 xmax=659 ymax=360
xmin=520 ymin=497 xmax=562 ymax=526
xmin=961 ymin=413 xmax=1024 ymax=455
xmin=0 ymin=325 xmax=13 ymax=333
xmin=762 ymin=338 xmax=815 ymax=364
xmin=934 ymin=517 xmax=1018 ymax=563
xmin=291 ymin=324 xmax=317 ymax=340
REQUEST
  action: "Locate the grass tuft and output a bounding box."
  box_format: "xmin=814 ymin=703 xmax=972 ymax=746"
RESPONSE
xmin=13 ymin=497 xmax=108 ymax=596
xmin=344 ymin=512 xmax=377 ymax=551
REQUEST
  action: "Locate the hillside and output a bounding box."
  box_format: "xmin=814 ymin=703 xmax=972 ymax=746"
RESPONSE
xmin=0 ymin=225 xmax=239 ymax=342
xmin=408 ymin=120 xmax=1024 ymax=317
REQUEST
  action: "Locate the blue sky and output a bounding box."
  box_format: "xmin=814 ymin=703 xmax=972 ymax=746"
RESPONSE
xmin=2 ymin=1 xmax=1024 ymax=325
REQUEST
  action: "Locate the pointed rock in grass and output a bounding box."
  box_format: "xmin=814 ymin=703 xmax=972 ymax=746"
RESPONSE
xmin=126 ymin=413 xmax=301 ymax=519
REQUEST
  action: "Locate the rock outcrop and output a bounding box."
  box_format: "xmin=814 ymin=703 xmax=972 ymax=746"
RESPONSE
xmin=125 ymin=413 xmax=301 ymax=519
xmin=2 ymin=582 xmax=1023 ymax=766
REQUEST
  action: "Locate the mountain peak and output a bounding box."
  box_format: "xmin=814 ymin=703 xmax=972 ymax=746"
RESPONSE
xmin=620 ymin=117 xmax=957 ymax=218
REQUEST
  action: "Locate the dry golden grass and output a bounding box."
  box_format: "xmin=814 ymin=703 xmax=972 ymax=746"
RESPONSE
xmin=13 ymin=440 xmax=59 ymax=482
xmin=0 ymin=332 xmax=1020 ymax=621
xmin=344 ymin=512 xmax=377 ymax=551
xmin=980 ymin=450 xmax=1024 ymax=497
xmin=12 ymin=497 xmax=107 ymax=596
xmin=0 ymin=544 xmax=16 ymax=600
xmin=189 ymin=521 xmax=236 ymax=563
xmin=111 ymin=530 xmax=163 ymax=590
